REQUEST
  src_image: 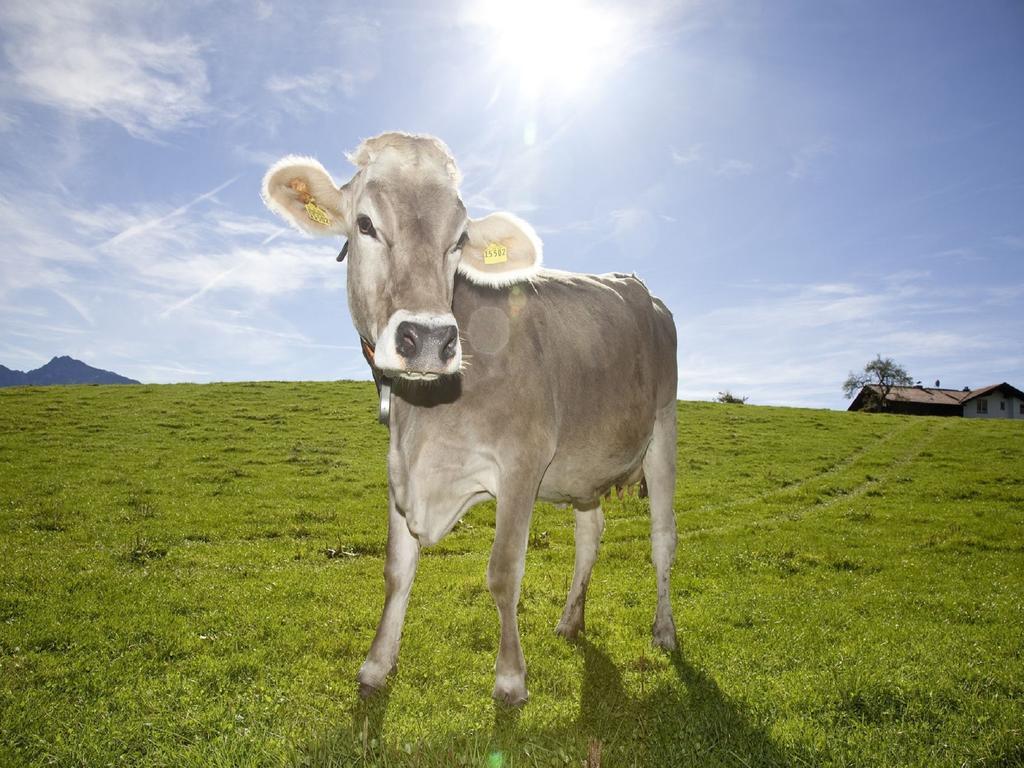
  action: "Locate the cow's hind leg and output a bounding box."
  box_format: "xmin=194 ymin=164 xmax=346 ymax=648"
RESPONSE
xmin=357 ymin=496 xmax=420 ymax=696
xmin=555 ymin=503 xmax=604 ymax=640
xmin=488 ymin=478 xmax=538 ymax=706
xmin=643 ymin=401 xmax=678 ymax=650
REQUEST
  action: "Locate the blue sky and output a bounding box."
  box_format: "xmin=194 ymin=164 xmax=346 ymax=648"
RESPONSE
xmin=1 ymin=0 xmax=1021 ymax=409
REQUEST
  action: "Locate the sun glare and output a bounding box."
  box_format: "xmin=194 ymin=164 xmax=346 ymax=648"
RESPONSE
xmin=468 ymin=0 xmax=625 ymax=103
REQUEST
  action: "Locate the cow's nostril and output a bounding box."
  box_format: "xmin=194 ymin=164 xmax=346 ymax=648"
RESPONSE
xmin=440 ymin=326 xmax=458 ymax=362
xmin=396 ymin=321 xmax=420 ymax=359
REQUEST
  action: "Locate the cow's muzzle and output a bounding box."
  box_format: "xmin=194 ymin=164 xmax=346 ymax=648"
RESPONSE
xmin=372 ymin=311 xmax=462 ymax=379
xmin=397 ymin=321 xmax=458 ymax=365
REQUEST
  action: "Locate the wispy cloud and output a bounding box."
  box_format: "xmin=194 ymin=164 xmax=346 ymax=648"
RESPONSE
xmin=51 ymin=287 xmax=94 ymax=325
xmin=993 ymin=234 xmax=1024 ymax=250
xmin=714 ymin=158 xmax=754 ymax=178
xmin=670 ymin=143 xmax=702 ymax=166
xmin=0 ymin=164 xmax=351 ymax=383
xmin=0 ymin=1 xmax=209 ymax=137
xmin=787 ymin=138 xmax=833 ymax=180
xmin=609 ymin=207 xmax=658 ymax=242
xmin=262 ymin=16 xmax=380 ymax=115
xmin=921 ymin=246 xmax=984 ymax=263
xmin=678 ymin=275 xmax=1021 ymax=408
xmin=265 ymin=67 xmax=373 ymax=112
xmin=255 ymin=1 xmax=273 ymax=22
xmin=95 ymin=176 xmax=239 ymax=251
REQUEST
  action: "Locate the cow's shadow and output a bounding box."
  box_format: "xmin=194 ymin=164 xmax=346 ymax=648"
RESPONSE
xmin=568 ymin=638 xmax=796 ymax=766
xmin=493 ymin=639 xmax=797 ymax=766
xmin=301 ymin=638 xmax=801 ymax=767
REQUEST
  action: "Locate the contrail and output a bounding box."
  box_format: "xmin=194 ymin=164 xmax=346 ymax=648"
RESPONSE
xmin=97 ymin=175 xmax=240 ymax=251
xmin=160 ymin=264 xmax=241 ymax=318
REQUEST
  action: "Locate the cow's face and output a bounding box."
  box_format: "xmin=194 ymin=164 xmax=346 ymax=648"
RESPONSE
xmin=262 ymin=133 xmax=542 ymax=380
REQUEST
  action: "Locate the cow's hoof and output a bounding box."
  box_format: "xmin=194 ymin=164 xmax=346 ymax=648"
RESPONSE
xmin=492 ymin=676 xmax=529 ymax=707
xmin=358 ymin=680 xmax=385 ymax=699
xmin=356 ymin=659 xmax=395 ymax=697
xmin=652 ymin=617 xmax=678 ymax=651
xmin=554 ymin=620 xmax=582 ymax=642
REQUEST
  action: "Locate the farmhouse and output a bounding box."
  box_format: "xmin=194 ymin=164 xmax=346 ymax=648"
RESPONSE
xmin=848 ymin=382 xmax=1024 ymax=419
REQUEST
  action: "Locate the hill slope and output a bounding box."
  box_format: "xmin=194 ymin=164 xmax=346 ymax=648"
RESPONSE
xmin=0 ymin=382 xmax=1021 ymax=767
xmin=0 ymin=355 xmax=139 ymax=387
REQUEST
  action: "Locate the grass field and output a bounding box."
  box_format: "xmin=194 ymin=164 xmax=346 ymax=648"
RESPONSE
xmin=1 ymin=381 xmax=1022 ymax=767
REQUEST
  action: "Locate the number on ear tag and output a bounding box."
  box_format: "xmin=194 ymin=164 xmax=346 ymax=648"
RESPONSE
xmin=483 ymin=242 xmax=508 ymax=265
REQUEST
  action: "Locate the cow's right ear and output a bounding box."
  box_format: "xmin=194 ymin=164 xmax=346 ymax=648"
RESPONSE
xmin=261 ymin=155 xmax=350 ymax=236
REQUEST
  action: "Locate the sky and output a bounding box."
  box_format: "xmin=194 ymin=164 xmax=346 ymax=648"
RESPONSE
xmin=1 ymin=0 xmax=1022 ymax=409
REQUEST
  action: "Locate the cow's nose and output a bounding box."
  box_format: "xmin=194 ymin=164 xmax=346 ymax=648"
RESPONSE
xmin=396 ymin=321 xmax=420 ymax=358
xmin=395 ymin=321 xmax=459 ymax=366
xmin=439 ymin=325 xmax=458 ymax=362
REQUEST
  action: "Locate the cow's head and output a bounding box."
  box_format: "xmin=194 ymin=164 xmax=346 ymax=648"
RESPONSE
xmin=261 ymin=132 xmax=542 ymax=380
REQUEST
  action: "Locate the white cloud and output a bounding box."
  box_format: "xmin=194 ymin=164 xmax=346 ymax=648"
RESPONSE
xmin=714 ymin=158 xmax=754 ymax=178
xmin=0 ymin=0 xmax=209 ymax=137
xmin=0 ymin=169 xmax=353 ymax=383
xmin=58 ymin=183 xmax=343 ymax=306
xmin=677 ymin=276 xmax=1023 ymax=408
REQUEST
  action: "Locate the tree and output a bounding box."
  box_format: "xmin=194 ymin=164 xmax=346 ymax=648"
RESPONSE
xmin=843 ymin=355 xmax=913 ymax=411
xmin=716 ymin=390 xmax=748 ymax=404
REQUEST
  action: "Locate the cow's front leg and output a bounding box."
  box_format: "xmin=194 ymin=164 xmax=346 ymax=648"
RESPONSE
xmin=357 ymin=496 xmax=420 ymax=697
xmin=487 ymin=483 xmax=536 ymax=706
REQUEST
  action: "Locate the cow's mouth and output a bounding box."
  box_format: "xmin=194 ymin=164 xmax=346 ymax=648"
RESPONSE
xmin=397 ymin=371 xmax=441 ymax=382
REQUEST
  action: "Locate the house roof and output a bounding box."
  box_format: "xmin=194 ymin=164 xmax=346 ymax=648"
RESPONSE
xmin=856 ymin=382 xmax=1024 ymax=407
xmin=961 ymin=382 xmax=1024 ymax=403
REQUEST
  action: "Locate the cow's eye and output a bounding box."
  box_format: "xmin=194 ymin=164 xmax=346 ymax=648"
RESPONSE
xmin=357 ymin=215 xmax=376 ymax=238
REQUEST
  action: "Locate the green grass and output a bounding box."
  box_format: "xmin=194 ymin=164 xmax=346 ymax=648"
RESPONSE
xmin=1 ymin=381 xmax=1022 ymax=767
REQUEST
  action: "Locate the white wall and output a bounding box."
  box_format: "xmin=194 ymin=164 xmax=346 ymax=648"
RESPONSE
xmin=963 ymin=395 xmax=1023 ymax=419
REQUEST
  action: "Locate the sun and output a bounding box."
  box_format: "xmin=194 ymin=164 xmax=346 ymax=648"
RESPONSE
xmin=466 ymin=0 xmax=626 ymax=103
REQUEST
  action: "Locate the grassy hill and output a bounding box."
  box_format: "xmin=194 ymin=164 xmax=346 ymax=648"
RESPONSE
xmin=1 ymin=382 xmax=1021 ymax=767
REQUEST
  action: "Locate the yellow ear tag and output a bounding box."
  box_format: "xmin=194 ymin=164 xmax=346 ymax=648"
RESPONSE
xmin=304 ymin=200 xmax=331 ymax=226
xmin=483 ymin=242 xmax=508 ymax=265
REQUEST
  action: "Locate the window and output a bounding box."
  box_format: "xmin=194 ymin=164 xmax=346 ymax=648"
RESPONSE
xmin=1000 ymin=400 xmax=1006 ymax=411
xmin=977 ymin=399 xmax=988 ymax=414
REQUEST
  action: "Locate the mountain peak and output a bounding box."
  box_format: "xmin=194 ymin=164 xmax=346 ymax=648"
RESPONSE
xmin=0 ymin=356 xmax=140 ymax=387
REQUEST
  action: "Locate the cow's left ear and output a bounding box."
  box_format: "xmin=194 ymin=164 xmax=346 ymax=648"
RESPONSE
xmin=457 ymin=212 xmax=543 ymax=287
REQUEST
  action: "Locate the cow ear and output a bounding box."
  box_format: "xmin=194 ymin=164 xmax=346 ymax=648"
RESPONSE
xmin=262 ymin=155 xmax=349 ymax=236
xmin=457 ymin=212 xmax=543 ymax=287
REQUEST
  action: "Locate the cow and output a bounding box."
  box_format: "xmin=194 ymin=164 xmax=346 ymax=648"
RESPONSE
xmin=261 ymin=132 xmax=678 ymax=705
